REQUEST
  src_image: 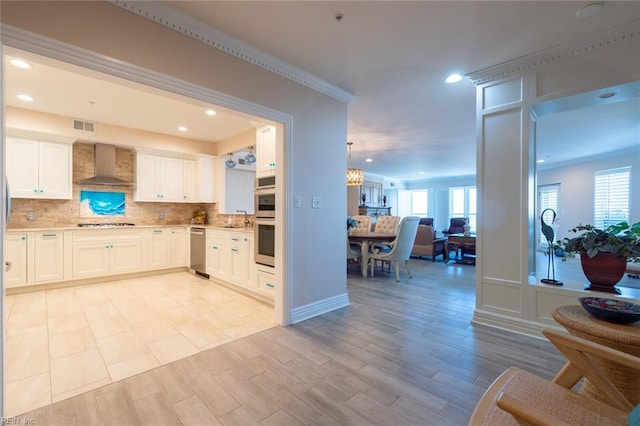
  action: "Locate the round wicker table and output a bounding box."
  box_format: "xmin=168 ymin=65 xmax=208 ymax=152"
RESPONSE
xmin=551 ymin=304 xmax=640 ymax=405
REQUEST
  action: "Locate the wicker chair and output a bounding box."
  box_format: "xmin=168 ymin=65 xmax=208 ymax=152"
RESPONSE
xmin=468 ymin=328 xmax=640 ymax=425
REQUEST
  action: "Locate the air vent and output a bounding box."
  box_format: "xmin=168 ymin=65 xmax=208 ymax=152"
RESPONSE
xmin=72 ymin=119 xmax=96 ymax=133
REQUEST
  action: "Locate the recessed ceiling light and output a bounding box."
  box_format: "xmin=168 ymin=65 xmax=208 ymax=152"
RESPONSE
xmin=17 ymin=94 xmax=34 ymax=102
xmin=598 ymin=92 xmax=617 ymax=99
xmin=445 ymin=73 xmax=463 ymax=84
xmin=419 ymin=171 xmax=426 ymax=175
xmin=536 ymin=159 xmax=546 ymax=164
xmin=365 ymin=158 xmax=373 ymax=163
xmin=178 ymin=126 xmax=188 ymax=132
xmin=10 ymin=58 xmax=31 ymax=69
xmin=576 ymin=2 xmax=603 ymax=18
xmin=205 ymin=109 xmax=216 ymax=116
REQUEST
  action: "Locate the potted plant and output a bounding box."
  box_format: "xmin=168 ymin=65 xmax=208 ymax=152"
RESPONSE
xmin=347 ymin=216 xmax=359 ymax=234
xmin=557 ymin=221 xmax=640 ymax=293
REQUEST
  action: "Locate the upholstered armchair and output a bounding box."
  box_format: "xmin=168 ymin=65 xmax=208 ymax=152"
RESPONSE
xmin=411 ymin=225 xmax=446 ymax=262
xmin=419 ymin=217 xmax=434 ymax=227
xmin=443 ymin=217 xmax=467 ymax=235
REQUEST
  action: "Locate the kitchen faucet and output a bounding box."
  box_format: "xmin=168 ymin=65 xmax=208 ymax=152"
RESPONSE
xmin=237 ymin=209 xmax=250 ymax=227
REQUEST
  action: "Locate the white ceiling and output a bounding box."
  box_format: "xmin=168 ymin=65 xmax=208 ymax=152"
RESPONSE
xmin=4 ymin=1 xmax=640 ymax=182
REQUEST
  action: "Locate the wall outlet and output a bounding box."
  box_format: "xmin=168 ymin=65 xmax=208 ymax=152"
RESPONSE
xmin=294 ymin=195 xmax=301 ymax=208
xmin=312 ymin=196 xmax=321 ymax=209
xmin=158 ymin=212 xmax=165 ymax=219
xmin=26 ymin=211 xmax=36 ymax=221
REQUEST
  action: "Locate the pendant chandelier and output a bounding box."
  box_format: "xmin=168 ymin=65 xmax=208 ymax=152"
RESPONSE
xmin=224 ymin=152 xmax=236 ymax=168
xmin=346 ymin=141 xmax=364 ymax=186
xmin=244 ymin=146 xmax=256 ymax=164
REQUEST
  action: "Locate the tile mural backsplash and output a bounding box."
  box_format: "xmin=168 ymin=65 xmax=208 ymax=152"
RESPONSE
xmin=8 ymin=143 xmax=217 ymax=228
xmin=80 ymin=190 xmax=125 ymax=217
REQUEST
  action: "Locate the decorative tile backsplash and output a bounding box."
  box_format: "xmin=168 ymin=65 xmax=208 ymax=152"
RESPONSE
xmin=8 ymin=143 xmax=218 ymax=229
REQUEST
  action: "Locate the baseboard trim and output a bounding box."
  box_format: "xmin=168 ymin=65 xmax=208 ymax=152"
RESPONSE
xmin=291 ymin=293 xmax=350 ymax=324
xmin=6 ymin=267 xmax=187 ymax=295
xmin=471 ymin=309 xmax=561 ymax=340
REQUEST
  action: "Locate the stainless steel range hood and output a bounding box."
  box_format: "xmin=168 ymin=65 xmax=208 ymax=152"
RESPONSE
xmin=76 ymin=143 xmax=133 ymax=186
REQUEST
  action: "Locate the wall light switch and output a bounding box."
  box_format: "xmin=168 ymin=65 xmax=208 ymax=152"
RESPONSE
xmin=26 ymin=211 xmax=36 ymax=221
xmin=294 ymin=195 xmax=301 ymax=208
xmin=312 ymin=196 xmax=321 ymax=209
xmin=158 ymin=212 xmax=165 ymax=219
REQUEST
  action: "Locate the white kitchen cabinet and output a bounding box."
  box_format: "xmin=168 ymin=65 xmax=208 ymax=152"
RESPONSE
xmin=255 ymin=265 xmax=276 ymax=300
xmin=5 ymin=233 xmax=28 ymax=287
xmin=169 ymin=227 xmax=188 ymax=267
xmin=206 ymin=229 xmax=257 ymax=292
xmin=148 ymin=228 xmax=168 ymax=269
xmin=182 ymin=160 xmax=197 ymax=202
xmin=72 ymin=230 xmax=142 ymax=279
xmin=206 ymin=229 xmax=231 ymax=280
xmin=230 ymin=232 xmax=254 ymax=288
xmin=197 ymin=154 xmax=216 ymax=202
xmin=135 ymin=153 xmax=196 ymax=202
xmin=256 ymin=125 xmax=276 ymax=177
xmin=6 ymin=136 xmax=73 ymax=199
xmin=34 ymin=231 xmax=64 ymax=282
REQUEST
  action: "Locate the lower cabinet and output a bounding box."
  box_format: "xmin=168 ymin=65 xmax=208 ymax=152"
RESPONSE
xmin=148 ymin=228 xmax=168 ymax=269
xmin=169 ymin=227 xmax=188 ymax=267
xmin=255 ymin=264 xmax=276 ymax=300
xmin=206 ymin=229 xmax=254 ymax=290
xmin=34 ymin=232 xmax=64 ymax=282
xmin=5 ymin=233 xmax=28 ymax=288
xmin=72 ymin=230 xmax=142 ymax=279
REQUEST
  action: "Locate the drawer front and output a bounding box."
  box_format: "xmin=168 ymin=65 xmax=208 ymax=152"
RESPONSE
xmin=72 ymin=229 xmax=142 ymax=243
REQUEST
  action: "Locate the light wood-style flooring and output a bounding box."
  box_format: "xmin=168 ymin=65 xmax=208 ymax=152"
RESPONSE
xmin=15 ymin=260 xmax=569 ymax=425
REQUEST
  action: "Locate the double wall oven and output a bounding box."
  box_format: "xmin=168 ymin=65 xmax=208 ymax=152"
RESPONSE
xmin=255 ymin=176 xmax=275 ymax=267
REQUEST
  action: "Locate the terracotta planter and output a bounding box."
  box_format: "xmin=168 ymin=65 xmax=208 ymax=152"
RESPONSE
xmin=580 ymin=252 xmax=627 ymax=294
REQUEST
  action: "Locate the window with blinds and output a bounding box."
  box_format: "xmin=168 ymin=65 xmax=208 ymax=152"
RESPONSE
xmin=594 ymin=167 xmax=630 ymax=229
xmin=538 ymin=184 xmax=559 ymax=249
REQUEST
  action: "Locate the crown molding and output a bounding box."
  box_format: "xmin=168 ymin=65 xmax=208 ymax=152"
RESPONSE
xmin=109 ymin=0 xmax=355 ymax=104
xmin=467 ymin=20 xmax=640 ymax=85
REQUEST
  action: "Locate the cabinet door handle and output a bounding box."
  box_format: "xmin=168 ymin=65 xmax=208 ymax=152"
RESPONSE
xmin=231 ymin=238 xmax=239 ymax=242
xmin=33 ymin=189 xmax=38 ymax=193
xmin=21 ymin=236 xmax=26 ymax=241
xmin=153 ymin=230 xmax=163 ymax=233
xmin=42 ymin=234 xmax=57 ymax=238
xmin=266 ymin=283 xmax=274 ymax=288
xmin=231 ymin=248 xmax=238 ymax=252
xmin=212 ymin=246 xmax=218 ymax=250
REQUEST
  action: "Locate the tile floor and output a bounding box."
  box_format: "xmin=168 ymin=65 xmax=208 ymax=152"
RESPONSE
xmin=4 ymin=271 xmax=276 ymax=416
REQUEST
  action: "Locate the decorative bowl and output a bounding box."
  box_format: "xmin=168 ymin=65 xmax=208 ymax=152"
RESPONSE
xmin=579 ymin=297 xmax=640 ymax=324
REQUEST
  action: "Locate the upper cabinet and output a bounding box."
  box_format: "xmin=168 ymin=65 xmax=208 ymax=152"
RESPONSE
xmin=134 ymin=151 xmax=199 ymax=202
xmin=256 ymin=125 xmax=276 ymax=177
xmin=6 ymin=133 xmax=74 ymax=199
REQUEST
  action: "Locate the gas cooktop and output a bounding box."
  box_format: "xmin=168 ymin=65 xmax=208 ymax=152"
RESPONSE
xmin=77 ymin=223 xmax=136 ymax=228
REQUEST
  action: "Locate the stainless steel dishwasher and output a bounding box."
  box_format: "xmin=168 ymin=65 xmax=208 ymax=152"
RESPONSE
xmin=190 ymin=227 xmax=208 ymax=278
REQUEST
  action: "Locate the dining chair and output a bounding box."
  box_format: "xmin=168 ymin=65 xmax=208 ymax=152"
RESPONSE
xmin=373 ymin=215 xmax=399 ymax=234
xmin=468 ymin=328 xmax=640 ymax=425
xmin=369 ymin=216 xmax=420 ymax=282
xmin=347 ymin=237 xmax=362 ymax=270
xmin=352 ymin=215 xmax=372 ymax=232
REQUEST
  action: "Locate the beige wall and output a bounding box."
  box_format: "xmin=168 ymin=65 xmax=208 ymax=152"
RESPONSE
xmin=1 ymin=1 xmax=349 ymax=314
xmin=7 ymin=107 xmax=217 ymax=155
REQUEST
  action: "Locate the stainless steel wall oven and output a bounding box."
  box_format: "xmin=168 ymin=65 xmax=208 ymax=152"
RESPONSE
xmin=254 ymin=219 xmax=275 ymax=267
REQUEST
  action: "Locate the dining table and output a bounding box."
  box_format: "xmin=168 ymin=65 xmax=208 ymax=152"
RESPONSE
xmin=348 ymin=230 xmax=396 ymax=277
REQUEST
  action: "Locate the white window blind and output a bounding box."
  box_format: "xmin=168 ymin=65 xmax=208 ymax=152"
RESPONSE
xmin=538 ymin=184 xmax=559 ymax=249
xmin=594 ymin=167 xmax=630 ymax=229
xmin=449 ymin=186 xmax=476 ymax=232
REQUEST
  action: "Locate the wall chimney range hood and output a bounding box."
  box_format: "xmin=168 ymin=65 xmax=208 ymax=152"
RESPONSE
xmin=76 ymin=143 xmax=133 ymax=186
